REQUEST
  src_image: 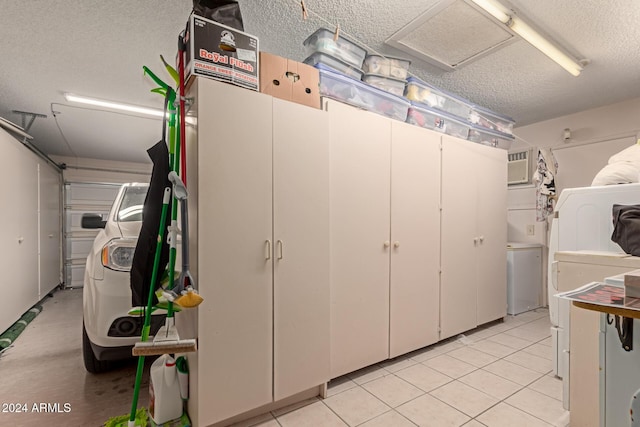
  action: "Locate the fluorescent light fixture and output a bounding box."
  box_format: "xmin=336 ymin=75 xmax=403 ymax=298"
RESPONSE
xmin=469 ymin=0 xmax=584 ymax=76
xmin=64 ymin=94 xmax=165 ymax=117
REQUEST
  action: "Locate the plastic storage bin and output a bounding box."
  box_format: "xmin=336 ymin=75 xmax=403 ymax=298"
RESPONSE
xmin=406 ymin=102 xmax=471 ymax=140
xmin=363 ymin=54 xmax=411 ymax=79
xmin=468 ymin=123 xmax=515 ymax=149
xmin=303 ymin=51 xmax=364 ymax=80
xmin=404 ymin=77 xmax=472 ymax=119
xmin=362 ymin=74 xmax=406 ymax=97
xmin=469 ymin=104 xmax=515 ymax=135
xmin=316 ymin=64 xmax=409 ymax=122
xmin=303 ymin=28 xmax=367 ymax=69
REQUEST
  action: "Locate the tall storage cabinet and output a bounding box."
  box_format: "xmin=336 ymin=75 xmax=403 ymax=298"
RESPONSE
xmin=186 ymin=79 xmax=330 ymax=426
xmin=328 ymin=100 xmax=391 ymax=378
xmin=440 ymin=136 xmax=507 ymax=339
xmin=389 ymin=121 xmax=441 ymax=358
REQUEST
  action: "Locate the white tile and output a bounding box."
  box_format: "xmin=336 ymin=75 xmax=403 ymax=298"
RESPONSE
xmin=458 ymin=369 xmax=523 ymax=400
xmin=503 ymin=326 xmax=550 ymax=343
xmin=514 ymin=309 xmax=550 ymax=323
xmin=407 ymin=345 xmax=447 ymax=363
xmin=527 ymin=375 xmax=563 ymax=402
xmin=397 ymin=393 xmax=470 ymax=427
xmin=230 ymin=413 xmax=278 ymax=427
xmin=272 ymin=397 xmax=319 ymax=417
xmin=348 ymin=364 xmax=390 ymax=385
xmin=477 ymin=402 xmax=553 ymax=427
xmin=327 ymin=376 xmax=359 ymax=397
xmin=359 ymin=410 xmax=417 ymax=427
xmin=463 ymin=420 xmax=487 ymax=427
xmin=447 ymin=346 xmax=499 ymax=368
xmin=483 ymin=360 xmax=544 ymax=386
xmin=486 ymin=332 xmax=533 ymax=350
xmin=423 ymin=354 xmax=478 ymax=379
xmin=395 ymin=362 xmax=453 ymax=392
xmin=522 ymin=343 xmax=553 ymax=360
xmin=506 ymin=388 xmax=570 ymax=426
xmin=430 ymin=380 xmax=499 ymax=417
xmin=323 ymin=385 xmax=390 ymax=426
xmin=470 ymin=339 xmax=518 ymax=358
xmin=483 ymin=321 xmax=517 ymax=334
xmin=538 ymin=336 xmax=552 ymax=347
xmin=380 ymin=356 xmax=418 ymax=373
xmin=464 ymin=327 xmax=500 ymax=340
xmin=362 ymin=374 xmax=424 ymax=407
xmin=276 ymin=401 xmax=347 ymax=427
xmin=504 ymin=350 xmax=553 ymax=374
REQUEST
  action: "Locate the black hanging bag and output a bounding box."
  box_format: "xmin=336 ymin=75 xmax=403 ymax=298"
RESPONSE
xmin=192 ymin=0 xmax=244 ymax=30
xmin=612 ymin=204 xmax=640 ymax=256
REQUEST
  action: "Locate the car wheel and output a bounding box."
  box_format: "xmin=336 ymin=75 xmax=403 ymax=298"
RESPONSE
xmin=82 ymin=321 xmax=111 ymax=373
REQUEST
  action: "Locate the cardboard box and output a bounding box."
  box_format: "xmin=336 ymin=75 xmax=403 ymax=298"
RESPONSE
xmin=625 ymin=269 xmax=640 ymax=298
xmin=184 ymin=13 xmax=259 ymax=91
xmin=259 ymin=52 xmax=320 ymax=109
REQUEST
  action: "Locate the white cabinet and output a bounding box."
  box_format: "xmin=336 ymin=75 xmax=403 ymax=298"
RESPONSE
xmin=389 ymin=121 xmax=441 ymax=358
xmin=328 ymin=101 xmax=391 ymax=378
xmin=187 ymin=79 xmax=329 ymax=426
xmin=328 ymin=102 xmax=442 ymax=373
xmin=440 ymin=136 xmax=507 ymax=339
xmin=39 ymin=163 xmax=62 ymax=298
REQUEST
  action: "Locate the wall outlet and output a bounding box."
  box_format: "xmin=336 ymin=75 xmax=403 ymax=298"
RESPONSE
xmin=526 ymin=224 xmax=535 ymax=236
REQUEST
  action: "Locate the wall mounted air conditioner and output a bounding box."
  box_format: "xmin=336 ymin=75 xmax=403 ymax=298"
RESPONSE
xmin=508 ymin=150 xmax=530 ymax=185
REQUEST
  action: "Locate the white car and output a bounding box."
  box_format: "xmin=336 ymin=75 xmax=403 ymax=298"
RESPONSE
xmin=81 ymin=182 xmax=167 ymax=373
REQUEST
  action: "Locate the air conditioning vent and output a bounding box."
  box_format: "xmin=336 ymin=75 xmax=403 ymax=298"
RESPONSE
xmin=508 ymin=150 xmax=530 ymax=185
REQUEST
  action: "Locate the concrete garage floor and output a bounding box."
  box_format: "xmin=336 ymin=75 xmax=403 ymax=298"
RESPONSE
xmin=0 ymin=288 xmax=152 ymax=427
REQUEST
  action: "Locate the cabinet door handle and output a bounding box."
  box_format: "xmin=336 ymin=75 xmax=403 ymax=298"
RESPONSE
xmin=265 ymin=240 xmax=272 ymax=260
xmin=383 ymin=241 xmax=390 ymax=248
xmin=479 ymin=236 xmax=484 ymax=244
xmin=277 ymin=240 xmax=283 ymax=260
xmin=48 ymin=234 xmax=54 ymax=238
xmin=473 ymin=237 xmax=478 ymax=246
xmin=18 ymin=237 xmax=24 ymax=244
xmin=393 ymin=241 xmax=400 ymax=248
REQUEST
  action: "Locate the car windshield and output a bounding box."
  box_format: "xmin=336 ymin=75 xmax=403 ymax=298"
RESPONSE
xmin=117 ymin=186 xmax=147 ymax=222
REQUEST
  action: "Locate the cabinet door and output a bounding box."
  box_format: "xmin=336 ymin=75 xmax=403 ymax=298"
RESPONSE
xmin=389 ymin=121 xmax=441 ymax=357
xmin=328 ymin=101 xmax=391 ymax=378
xmin=39 ymin=163 xmax=62 ymax=298
xmin=440 ymin=136 xmax=478 ymax=339
xmin=273 ymin=99 xmax=330 ymax=399
xmin=195 ymin=79 xmax=274 ymax=425
xmin=475 ymin=143 xmax=507 ymax=325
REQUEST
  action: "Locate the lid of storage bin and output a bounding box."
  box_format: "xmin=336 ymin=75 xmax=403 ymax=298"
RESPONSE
xmin=303 ymin=27 xmax=367 ymax=53
xmin=362 ymin=73 xmax=407 ymax=84
xmin=469 ymin=122 xmax=515 ymax=139
xmin=406 ymin=77 xmax=471 ymax=104
xmin=316 ymin=64 xmax=410 ymax=105
xmin=303 ymin=52 xmax=364 ymax=74
xmin=364 ymin=54 xmax=411 ymax=65
xmin=409 ymin=101 xmax=471 ymax=123
xmin=469 ymin=103 xmax=515 ymax=122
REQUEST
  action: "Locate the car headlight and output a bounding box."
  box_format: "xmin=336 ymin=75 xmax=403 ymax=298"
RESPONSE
xmin=101 ymin=238 xmax=137 ymax=271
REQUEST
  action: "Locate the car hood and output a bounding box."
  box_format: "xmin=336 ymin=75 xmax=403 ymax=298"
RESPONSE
xmin=117 ymin=221 xmax=143 ymax=239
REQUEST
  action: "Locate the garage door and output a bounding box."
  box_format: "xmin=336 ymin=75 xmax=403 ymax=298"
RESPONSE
xmin=63 ymin=182 xmax=122 ymax=287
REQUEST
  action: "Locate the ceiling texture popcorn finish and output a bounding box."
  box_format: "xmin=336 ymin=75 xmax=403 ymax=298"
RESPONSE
xmin=1 ymin=0 xmax=639 ymax=162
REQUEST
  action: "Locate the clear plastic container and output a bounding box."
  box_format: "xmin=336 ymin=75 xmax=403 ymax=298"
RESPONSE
xmin=404 ymin=77 xmax=472 ymax=119
xmin=316 ymin=64 xmax=409 ymax=122
xmin=363 ymin=54 xmax=411 ymax=79
xmin=362 ymin=73 xmax=406 ymax=97
xmin=304 ymin=52 xmax=364 ymax=80
xmin=468 ymin=104 xmax=515 ymax=135
xmin=406 ymin=102 xmax=471 ymax=140
xmin=468 ymin=124 xmax=515 ymax=150
xmin=303 ymin=28 xmax=367 ymax=69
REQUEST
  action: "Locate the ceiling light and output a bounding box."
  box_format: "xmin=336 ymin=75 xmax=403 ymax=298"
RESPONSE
xmin=64 ymin=94 xmax=165 ymax=117
xmin=469 ymin=0 xmax=584 ymax=76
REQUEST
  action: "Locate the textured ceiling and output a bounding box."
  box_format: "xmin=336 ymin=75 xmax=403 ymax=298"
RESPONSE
xmin=1 ymin=0 xmax=639 ymax=163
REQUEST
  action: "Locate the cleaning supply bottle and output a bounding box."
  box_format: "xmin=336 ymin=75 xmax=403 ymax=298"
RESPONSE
xmin=149 ymin=354 xmax=183 ymax=424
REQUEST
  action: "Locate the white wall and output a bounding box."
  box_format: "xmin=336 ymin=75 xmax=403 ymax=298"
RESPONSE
xmin=50 ymin=155 xmax=151 ymax=184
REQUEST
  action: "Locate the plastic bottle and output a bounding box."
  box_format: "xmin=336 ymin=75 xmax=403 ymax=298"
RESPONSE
xmin=149 ymin=354 xmax=183 ymax=424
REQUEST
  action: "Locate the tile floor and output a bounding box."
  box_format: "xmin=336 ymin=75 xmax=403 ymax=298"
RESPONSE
xmin=235 ymin=308 xmax=569 ymax=427
xmin=0 ymin=289 xmax=567 ymax=427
